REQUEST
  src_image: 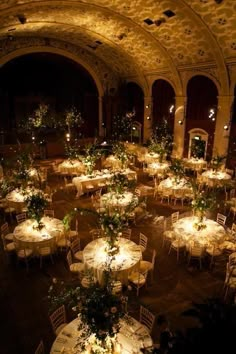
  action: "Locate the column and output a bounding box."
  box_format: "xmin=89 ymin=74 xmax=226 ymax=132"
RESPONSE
xmin=143 ymin=96 xmax=152 ymax=143
xmin=213 ymin=95 xmax=234 ymax=157
xmin=172 ymin=96 xmax=187 ymax=158
xmin=98 ymin=96 xmax=104 ymax=138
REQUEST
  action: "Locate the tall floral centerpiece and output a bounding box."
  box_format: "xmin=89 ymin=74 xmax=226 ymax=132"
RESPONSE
xmin=169 ymin=158 xmax=185 ymax=184
xmin=26 ymin=192 xmax=48 ymax=229
xmin=48 ymin=276 xmax=127 ymax=354
xmin=109 ymin=173 xmax=134 ymax=194
xmin=151 ymin=118 xmax=173 ymax=161
xmin=83 ymin=144 xmax=101 ymax=176
xmin=99 ymin=211 xmax=128 ymax=256
xmin=112 ymin=142 xmax=129 ymax=170
xmin=191 ymin=190 xmax=215 ymax=231
xmin=211 ymin=154 xmax=226 ymax=172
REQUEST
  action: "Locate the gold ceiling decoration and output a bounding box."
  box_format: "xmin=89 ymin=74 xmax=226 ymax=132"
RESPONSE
xmin=0 ymin=0 xmax=235 ymax=85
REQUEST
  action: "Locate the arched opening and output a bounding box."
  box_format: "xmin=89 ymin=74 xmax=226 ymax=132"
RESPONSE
xmin=185 ymin=75 xmax=218 ymax=160
xmin=152 ymin=79 xmax=175 ymax=132
xmin=188 ymin=128 xmax=208 ymax=159
xmin=0 ymin=52 xmax=99 ymax=149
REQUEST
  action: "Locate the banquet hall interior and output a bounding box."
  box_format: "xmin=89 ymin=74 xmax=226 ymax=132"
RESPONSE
xmin=0 ymin=1 xmax=236 ymax=353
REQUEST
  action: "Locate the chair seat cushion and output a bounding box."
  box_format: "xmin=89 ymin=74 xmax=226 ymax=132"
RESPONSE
xmin=74 ymin=251 xmax=83 ymax=262
xmin=5 ymin=233 xmax=14 ymax=241
xmin=171 ymin=240 xmax=185 ymax=248
xmin=6 ymin=242 xmax=15 ymax=252
xmin=128 ymin=272 xmax=146 ymax=285
xmin=4 ymin=207 xmax=16 ymax=213
xmin=57 ymin=239 xmax=70 ymax=247
xmin=206 ymin=247 xmax=222 ymax=256
xmin=140 ymin=260 xmax=153 ymax=272
xmin=70 ymin=262 xmax=85 ymax=273
xmin=17 ymin=248 xmax=33 ymax=258
xmin=55 ymin=323 xmax=67 ymax=336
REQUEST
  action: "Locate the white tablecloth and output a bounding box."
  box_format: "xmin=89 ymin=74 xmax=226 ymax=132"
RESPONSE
xmin=201 ymin=170 xmax=231 ymax=187
xmin=100 ymin=192 xmax=138 ymax=211
xmin=146 ymin=162 xmax=169 ymax=176
xmin=50 ymin=315 xmax=152 ymax=354
xmin=72 ymin=170 xmax=137 ymax=197
xmin=183 ymin=158 xmax=207 ymax=171
xmin=83 ymin=238 xmax=142 ymax=285
xmin=13 ymin=216 xmax=64 ymax=254
xmin=6 ymin=187 xmax=42 ymax=212
xmin=143 ymin=153 xmax=160 ymax=164
xmin=158 ymin=177 xmax=192 ymax=194
xmin=103 ymin=155 xmax=123 ymax=170
xmin=58 ymin=159 xmax=85 ymax=175
xmin=173 ymin=216 xmax=226 ymax=247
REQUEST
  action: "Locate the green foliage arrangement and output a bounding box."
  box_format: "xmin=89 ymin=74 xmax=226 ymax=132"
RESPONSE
xmin=26 ymin=192 xmax=48 ymax=227
xmin=211 ymin=154 xmax=226 ymax=172
xmin=64 ymin=140 xmax=81 ymax=161
xmin=109 ymin=172 xmax=135 ymax=194
xmin=191 ymin=189 xmax=216 ymax=230
xmin=169 ymin=158 xmax=185 ymax=181
xmin=48 ymin=276 xmax=127 ymax=353
xmin=83 ymin=143 xmax=101 ymax=175
xmin=0 ymin=179 xmax=15 ymax=197
xmin=151 ymin=118 xmax=173 ymax=158
xmin=112 ymin=142 xmax=129 ymax=169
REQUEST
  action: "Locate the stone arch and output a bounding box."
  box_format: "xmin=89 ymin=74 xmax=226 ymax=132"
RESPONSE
xmin=182 ymin=71 xmax=221 ymax=97
xmin=149 ymin=76 xmax=178 ymax=97
xmin=0 ymin=45 xmax=104 ymax=98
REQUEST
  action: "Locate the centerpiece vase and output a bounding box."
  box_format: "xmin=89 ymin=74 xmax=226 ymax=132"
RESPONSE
xmin=105 ymin=233 xmax=120 ymax=256
xmin=194 ymin=210 xmax=206 ymax=231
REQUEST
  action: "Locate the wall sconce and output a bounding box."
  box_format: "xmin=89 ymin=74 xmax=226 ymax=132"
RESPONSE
xmin=178 ymin=120 xmax=183 ymax=125
xmin=145 ymin=104 xmax=150 ymax=109
xmin=146 ymin=116 xmax=150 ymax=120
xmin=169 ymin=104 xmax=175 ymax=114
xmin=223 ymin=125 xmax=229 ymax=131
xmin=66 ymin=132 xmax=70 ymax=142
xmin=32 ymin=135 xmax=35 ymax=141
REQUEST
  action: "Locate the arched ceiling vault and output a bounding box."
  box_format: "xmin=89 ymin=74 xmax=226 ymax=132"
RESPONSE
xmin=0 ymin=0 xmax=235 ymax=95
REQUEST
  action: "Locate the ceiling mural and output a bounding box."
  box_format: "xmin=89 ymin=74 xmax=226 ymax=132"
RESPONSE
xmin=0 ymin=0 xmax=235 ymax=92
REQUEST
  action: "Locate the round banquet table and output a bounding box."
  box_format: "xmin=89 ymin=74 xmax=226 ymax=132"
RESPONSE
xmin=146 ymin=162 xmax=169 ymax=176
xmin=5 ymin=187 xmax=42 ymax=212
xmin=201 ymin=170 xmax=231 ymax=187
xmin=13 ymin=216 xmax=64 ymax=254
xmin=103 ymin=155 xmax=123 ymax=170
xmin=50 ymin=314 xmax=153 ymax=354
xmin=143 ymin=152 xmax=160 ymax=164
xmin=173 ymin=216 xmax=226 ymax=248
xmin=83 ymin=237 xmax=142 ymax=285
xmin=158 ymin=177 xmax=192 ymax=192
xmin=58 ymin=159 xmax=85 ymax=175
xmin=183 ymin=158 xmax=207 ymax=171
xmin=100 ymin=192 xmax=138 ymax=211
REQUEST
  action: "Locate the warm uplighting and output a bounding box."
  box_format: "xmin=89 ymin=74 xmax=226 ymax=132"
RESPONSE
xmin=146 ymin=116 xmax=150 ymax=120
xmin=178 ymin=120 xmax=183 ymax=125
xmin=224 ymin=125 xmax=229 ymax=130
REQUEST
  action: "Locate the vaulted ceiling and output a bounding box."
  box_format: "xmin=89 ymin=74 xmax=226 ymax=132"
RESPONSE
xmin=0 ymin=0 xmax=235 ymax=91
